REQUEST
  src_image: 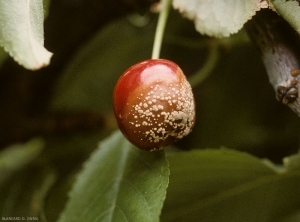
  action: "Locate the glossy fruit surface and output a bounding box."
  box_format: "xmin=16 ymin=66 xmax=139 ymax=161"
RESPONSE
xmin=113 ymin=59 xmax=195 ymax=151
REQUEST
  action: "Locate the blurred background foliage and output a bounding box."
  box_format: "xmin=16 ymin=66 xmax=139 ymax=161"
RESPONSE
xmin=0 ymin=0 xmax=300 ymax=221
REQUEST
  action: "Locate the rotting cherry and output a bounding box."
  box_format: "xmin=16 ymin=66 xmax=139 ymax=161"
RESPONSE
xmin=113 ymin=59 xmax=196 ymax=151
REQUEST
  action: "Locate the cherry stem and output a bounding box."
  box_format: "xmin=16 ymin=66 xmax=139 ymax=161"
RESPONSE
xmin=188 ymin=43 xmax=220 ymax=87
xmin=151 ymin=0 xmax=172 ymax=59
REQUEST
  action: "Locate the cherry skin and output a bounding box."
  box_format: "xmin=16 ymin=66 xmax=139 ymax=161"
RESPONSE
xmin=113 ymin=59 xmax=195 ymax=151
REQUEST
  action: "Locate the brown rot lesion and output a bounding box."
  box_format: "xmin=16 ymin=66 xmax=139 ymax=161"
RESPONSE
xmin=276 ymin=85 xmax=298 ymax=104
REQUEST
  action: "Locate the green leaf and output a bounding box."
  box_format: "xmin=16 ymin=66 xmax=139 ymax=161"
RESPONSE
xmin=0 ymin=138 xmax=44 ymax=185
xmin=279 ymin=210 xmax=300 ymax=222
xmin=0 ymin=164 xmax=57 ymax=219
xmin=58 ymin=130 xmax=169 ymax=222
xmin=0 ymin=0 xmax=53 ymax=70
xmin=173 ymin=0 xmax=269 ymax=38
xmin=283 ymin=152 xmax=300 ymax=172
xmin=161 ymin=149 xmax=300 ymax=222
xmin=50 ymin=16 xmax=155 ymax=113
xmin=270 ymin=0 xmax=300 ymax=33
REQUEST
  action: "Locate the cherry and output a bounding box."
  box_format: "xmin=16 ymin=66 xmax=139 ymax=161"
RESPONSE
xmin=113 ymin=59 xmax=195 ymax=151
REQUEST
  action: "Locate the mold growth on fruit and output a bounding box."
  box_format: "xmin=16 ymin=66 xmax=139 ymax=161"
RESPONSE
xmin=126 ymin=80 xmax=195 ymax=151
xmin=114 ymin=59 xmax=196 ymax=151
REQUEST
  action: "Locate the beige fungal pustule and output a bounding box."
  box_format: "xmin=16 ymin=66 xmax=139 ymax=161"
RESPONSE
xmin=127 ymin=81 xmax=194 ymax=150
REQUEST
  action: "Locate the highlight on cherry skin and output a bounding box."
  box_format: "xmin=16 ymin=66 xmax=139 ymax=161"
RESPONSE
xmin=113 ymin=59 xmax=196 ymax=151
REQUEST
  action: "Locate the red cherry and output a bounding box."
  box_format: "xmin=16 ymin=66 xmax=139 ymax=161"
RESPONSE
xmin=113 ymin=59 xmax=195 ymax=151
